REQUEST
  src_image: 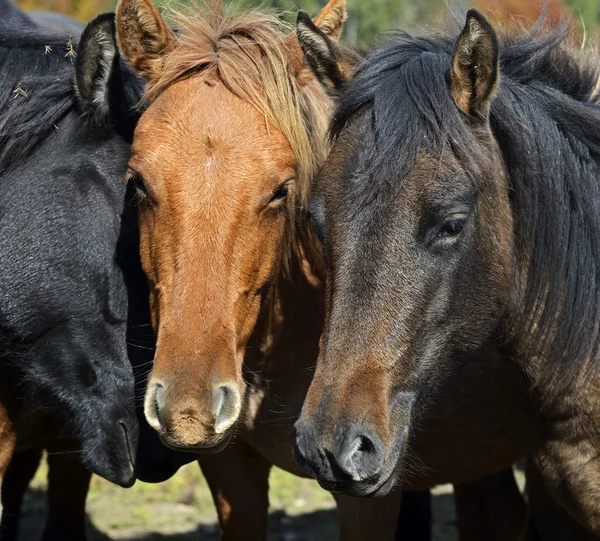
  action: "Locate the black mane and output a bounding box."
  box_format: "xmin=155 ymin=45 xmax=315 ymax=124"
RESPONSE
xmin=0 ymin=25 xmax=142 ymax=173
xmin=0 ymin=29 xmax=77 ymax=172
xmin=332 ymin=18 xmax=600 ymax=390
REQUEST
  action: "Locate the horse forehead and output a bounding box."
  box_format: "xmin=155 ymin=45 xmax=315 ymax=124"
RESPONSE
xmin=333 ymin=145 xmax=465 ymax=206
xmin=134 ymin=78 xmax=295 ymax=172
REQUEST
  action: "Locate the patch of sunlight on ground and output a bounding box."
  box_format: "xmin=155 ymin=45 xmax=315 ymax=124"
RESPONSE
xmin=15 ymin=456 xmax=530 ymax=540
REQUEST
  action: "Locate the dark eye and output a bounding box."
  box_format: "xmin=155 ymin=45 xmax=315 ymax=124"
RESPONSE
xmin=268 ymin=180 xmax=294 ymax=206
xmin=127 ymin=170 xmax=152 ymax=206
xmin=437 ymin=217 xmax=466 ymax=239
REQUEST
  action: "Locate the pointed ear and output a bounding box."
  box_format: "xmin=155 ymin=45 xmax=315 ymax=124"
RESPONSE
xmin=312 ymin=0 xmax=346 ymax=40
xmin=285 ymin=0 xmax=349 ymax=84
xmin=450 ymin=9 xmax=499 ymax=120
xmin=74 ymin=13 xmax=120 ymax=116
xmin=116 ymin=0 xmax=176 ymax=80
xmin=296 ymin=10 xmax=361 ymax=98
xmin=75 ymin=13 xmax=144 ymax=133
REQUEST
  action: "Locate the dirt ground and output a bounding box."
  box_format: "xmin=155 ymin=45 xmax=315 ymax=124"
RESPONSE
xmin=15 ymin=458 xmax=460 ymax=541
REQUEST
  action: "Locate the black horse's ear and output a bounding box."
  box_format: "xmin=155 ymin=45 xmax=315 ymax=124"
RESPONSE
xmin=450 ymin=9 xmax=499 ymax=120
xmin=74 ymin=13 xmax=120 ymax=117
xmin=296 ymin=10 xmax=362 ymax=99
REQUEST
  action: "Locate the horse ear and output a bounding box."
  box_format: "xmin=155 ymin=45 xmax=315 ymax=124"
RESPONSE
xmin=74 ymin=13 xmax=120 ymax=116
xmin=116 ymin=0 xmax=176 ymax=80
xmin=311 ymin=0 xmax=346 ymax=40
xmin=450 ymin=9 xmax=499 ymax=120
xmin=296 ymin=10 xmax=361 ymax=98
xmin=286 ymin=0 xmax=350 ymax=86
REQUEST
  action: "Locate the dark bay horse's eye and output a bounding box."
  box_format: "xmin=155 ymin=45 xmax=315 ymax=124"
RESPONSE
xmin=438 ymin=217 xmax=466 ymax=238
xmin=268 ymin=179 xmax=294 ymax=206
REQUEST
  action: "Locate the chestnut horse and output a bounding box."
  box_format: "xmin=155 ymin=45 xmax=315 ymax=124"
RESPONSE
xmin=292 ymin=8 xmax=600 ymax=540
xmin=116 ymin=0 xmax=524 ymax=539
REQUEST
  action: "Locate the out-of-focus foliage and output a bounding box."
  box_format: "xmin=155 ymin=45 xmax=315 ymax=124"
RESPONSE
xmin=16 ymin=0 xmax=600 ymax=48
xmin=17 ymin=0 xmax=112 ymax=23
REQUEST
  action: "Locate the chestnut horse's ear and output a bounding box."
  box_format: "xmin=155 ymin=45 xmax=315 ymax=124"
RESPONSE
xmin=450 ymin=9 xmax=499 ymax=120
xmin=115 ymin=0 xmax=176 ymax=80
xmin=296 ymin=10 xmax=361 ymax=98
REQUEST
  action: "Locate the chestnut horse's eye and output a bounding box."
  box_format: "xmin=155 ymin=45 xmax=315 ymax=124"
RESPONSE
xmin=268 ymin=180 xmax=294 ymax=206
xmin=127 ymin=170 xmax=153 ymax=206
xmin=438 ymin=217 xmax=466 ymax=238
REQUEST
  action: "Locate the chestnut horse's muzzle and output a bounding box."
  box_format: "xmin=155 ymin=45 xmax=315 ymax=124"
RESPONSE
xmin=144 ymin=378 xmax=242 ymax=452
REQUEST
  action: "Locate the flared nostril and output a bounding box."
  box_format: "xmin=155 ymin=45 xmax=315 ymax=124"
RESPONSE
xmin=357 ymin=435 xmax=375 ymax=454
xmin=292 ymin=420 xmax=323 ymax=478
xmin=155 ymin=383 xmax=165 ymax=411
xmin=144 ymin=381 xmax=166 ymax=433
xmin=213 ymin=384 xmax=241 ymax=434
xmin=118 ymin=421 xmax=135 ymax=469
xmin=337 ymin=427 xmax=385 ymax=482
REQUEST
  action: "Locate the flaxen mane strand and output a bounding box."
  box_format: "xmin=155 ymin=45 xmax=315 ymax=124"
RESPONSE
xmin=145 ymin=3 xmax=330 ymax=273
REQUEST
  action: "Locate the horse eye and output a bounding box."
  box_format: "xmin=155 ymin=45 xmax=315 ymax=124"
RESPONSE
xmin=128 ymin=170 xmax=152 ymax=204
xmin=438 ymin=218 xmax=465 ymax=238
xmin=268 ymin=180 xmax=294 ymax=206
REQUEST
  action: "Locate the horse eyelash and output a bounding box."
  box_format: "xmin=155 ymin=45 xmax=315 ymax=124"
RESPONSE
xmin=127 ymin=170 xmax=154 ymax=206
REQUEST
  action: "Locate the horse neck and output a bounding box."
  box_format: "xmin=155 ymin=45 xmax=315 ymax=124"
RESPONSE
xmin=244 ymin=229 xmax=324 ymax=379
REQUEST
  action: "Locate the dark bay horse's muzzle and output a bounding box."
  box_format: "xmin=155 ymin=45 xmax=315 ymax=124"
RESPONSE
xmin=292 ymin=417 xmax=395 ymax=497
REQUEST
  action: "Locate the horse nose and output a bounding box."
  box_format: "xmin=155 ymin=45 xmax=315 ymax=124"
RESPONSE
xmin=293 ymin=418 xmax=386 ymax=485
xmin=144 ymin=381 xmax=166 ymax=432
xmin=144 ymin=379 xmax=241 ymax=448
xmin=212 ymin=384 xmax=241 ymax=434
xmin=292 ymin=418 xmax=323 ymax=478
xmin=332 ymin=424 xmax=385 ymax=482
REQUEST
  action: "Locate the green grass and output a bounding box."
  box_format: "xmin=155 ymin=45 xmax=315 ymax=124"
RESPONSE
xmin=18 ymin=457 xmax=460 ymax=540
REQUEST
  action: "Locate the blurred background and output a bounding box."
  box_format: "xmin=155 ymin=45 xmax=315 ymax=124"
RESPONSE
xmin=14 ymin=0 xmax=600 ymax=47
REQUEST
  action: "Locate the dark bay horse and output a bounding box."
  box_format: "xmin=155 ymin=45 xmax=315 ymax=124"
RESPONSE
xmin=293 ymin=8 xmax=600 ymax=539
xmin=117 ymin=0 xmax=524 ymax=538
xmin=0 ymin=14 xmax=146 ymax=540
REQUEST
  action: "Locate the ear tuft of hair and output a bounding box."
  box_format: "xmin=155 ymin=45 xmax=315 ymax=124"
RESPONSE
xmin=450 ymin=9 xmax=499 ymax=120
xmin=74 ymin=13 xmax=119 ymax=117
xmin=296 ymin=10 xmax=361 ymax=99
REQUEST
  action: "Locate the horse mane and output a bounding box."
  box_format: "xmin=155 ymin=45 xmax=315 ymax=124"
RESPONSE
xmin=331 ymin=16 xmax=600 ymax=392
xmin=0 ymin=29 xmax=78 ymax=173
xmin=146 ymin=3 xmax=329 ymax=275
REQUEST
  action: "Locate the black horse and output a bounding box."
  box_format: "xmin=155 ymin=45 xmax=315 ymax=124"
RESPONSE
xmin=0 ymin=13 xmax=200 ymax=540
xmin=294 ymin=7 xmax=600 ymax=539
xmin=0 ymin=12 xmax=141 ymax=540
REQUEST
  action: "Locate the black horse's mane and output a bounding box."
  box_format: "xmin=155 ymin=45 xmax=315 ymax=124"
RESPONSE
xmin=332 ymin=18 xmax=600 ymax=390
xmin=0 ymin=29 xmax=79 ymax=172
